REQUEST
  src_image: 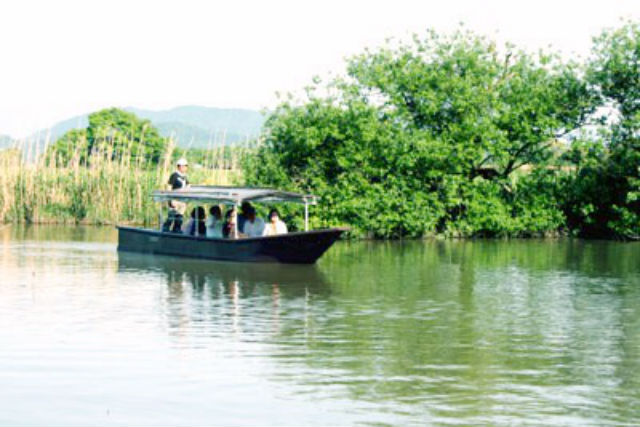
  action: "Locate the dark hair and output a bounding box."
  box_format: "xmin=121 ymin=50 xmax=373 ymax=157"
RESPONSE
xmin=188 ymin=206 xmax=206 ymax=236
xmin=223 ymin=207 xmax=236 ymax=238
xmin=209 ymin=205 xmax=222 ymax=218
xmin=241 ymin=201 xmax=252 ymax=213
xmin=190 ymin=206 xmax=205 ymax=220
xmin=269 ymin=208 xmax=279 ymax=219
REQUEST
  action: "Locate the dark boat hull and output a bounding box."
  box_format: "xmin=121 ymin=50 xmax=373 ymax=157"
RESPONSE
xmin=117 ymin=226 xmax=346 ymax=264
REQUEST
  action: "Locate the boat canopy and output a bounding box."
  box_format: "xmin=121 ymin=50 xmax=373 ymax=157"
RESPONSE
xmin=152 ymin=186 xmax=318 ymax=205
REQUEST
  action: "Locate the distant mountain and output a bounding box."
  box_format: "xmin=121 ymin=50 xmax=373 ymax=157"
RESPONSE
xmin=17 ymin=106 xmax=265 ymax=154
xmin=128 ymin=106 xmax=264 ymax=146
xmin=30 ymin=115 xmax=89 ymax=142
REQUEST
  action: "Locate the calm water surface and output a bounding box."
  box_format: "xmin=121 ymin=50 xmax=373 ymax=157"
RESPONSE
xmin=1 ymin=226 xmax=639 ymax=426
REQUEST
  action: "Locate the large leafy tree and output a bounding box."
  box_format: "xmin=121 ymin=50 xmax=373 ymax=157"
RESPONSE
xmin=346 ymin=30 xmax=594 ymax=180
xmin=87 ymin=108 xmax=167 ymax=165
xmin=564 ymin=20 xmax=640 ymax=239
xmin=47 ymin=108 xmax=167 ymax=166
xmin=244 ymin=29 xmax=595 ymax=237
xmin=45 ymin=128 xmax=88 ymax=165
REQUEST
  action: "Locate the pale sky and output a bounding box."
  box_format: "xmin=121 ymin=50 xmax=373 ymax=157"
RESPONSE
xmin=0 ymin=0 xmax=638 ymax=138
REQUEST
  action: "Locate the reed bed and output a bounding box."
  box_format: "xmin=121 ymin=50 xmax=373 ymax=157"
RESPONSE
xmin=0 ymin=138 xmax=245 ymax=226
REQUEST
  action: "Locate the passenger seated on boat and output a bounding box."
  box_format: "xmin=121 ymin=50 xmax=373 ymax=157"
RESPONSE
xmin=237 ymin=201 xmax=253 ymax=233
xmin=262 ymin=208 xmax=288 ymax=236
xmin=183 ymin=206 xmax=206 ymax=237
xmin=206 ymin=205 xmax=224 ymax=238
xmin=222 ymin=207 xmax=242 ymax=239
xmin=242 ymin=206 xmax=265 ymax=237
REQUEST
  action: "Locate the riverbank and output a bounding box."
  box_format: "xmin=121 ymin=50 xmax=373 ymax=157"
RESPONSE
xmin=0 ymin=142 xmax=638 ymax=240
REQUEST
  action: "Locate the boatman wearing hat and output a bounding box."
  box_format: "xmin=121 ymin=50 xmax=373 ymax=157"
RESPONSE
xmin=162 ymin=158 xmax=190 ymax=232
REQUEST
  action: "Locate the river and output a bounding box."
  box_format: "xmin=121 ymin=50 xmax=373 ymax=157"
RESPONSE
xmin=1 ymin=226 xmax=639 ymax=426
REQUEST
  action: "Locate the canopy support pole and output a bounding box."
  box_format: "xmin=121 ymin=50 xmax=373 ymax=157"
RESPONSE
xmin=304 ymin=201 xmax=309 ymax=232
xmin=234 ymin=202 xmax=239 ymax=238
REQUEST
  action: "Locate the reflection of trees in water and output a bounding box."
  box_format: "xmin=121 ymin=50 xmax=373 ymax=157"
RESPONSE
xmin=273 ymin=241 xmax=640 ymax=424
xmin=2 ymin=225 xmax=118 ymax=281
xmin=117 ymin=242 xmax=640 ymax=424
xmin=8 ymin=224 xmax=117 ymax=243
xmin=324 ymin=239 xmax=640 ymax=278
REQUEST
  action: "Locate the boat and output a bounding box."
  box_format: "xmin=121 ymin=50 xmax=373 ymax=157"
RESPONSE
xmin=117 ymin=186 xmax=347 ymax=264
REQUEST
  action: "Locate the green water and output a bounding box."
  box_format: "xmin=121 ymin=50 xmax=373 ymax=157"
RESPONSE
xmin=1 ymin=226 xmax=639 ymax=426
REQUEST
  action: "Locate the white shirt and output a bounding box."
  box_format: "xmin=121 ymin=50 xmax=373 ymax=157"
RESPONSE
xmin=262 ymin=220 xmax=288 ymax=236
xmin=243 ymin=217 xmax=265 ymax=237
xmin=182 ymin=218 xmax=194 ymax=235
xmin=206 ymin=217 xmax=224 ymax=238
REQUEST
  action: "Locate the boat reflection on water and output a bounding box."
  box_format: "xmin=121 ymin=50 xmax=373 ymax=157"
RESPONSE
xmin=117 ymin=252 xmax=332 ymax=340
xmin=118 ymin=252 xmax=331 ymax=290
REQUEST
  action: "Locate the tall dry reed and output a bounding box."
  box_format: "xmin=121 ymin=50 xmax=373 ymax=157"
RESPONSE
xmin=0 ymin=136 xmax=244 ymax=226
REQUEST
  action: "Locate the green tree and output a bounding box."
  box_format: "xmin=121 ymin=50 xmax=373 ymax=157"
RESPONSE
xmin=244 ymin=29 xmax=595 ymax=238
xmin=46 ymin=108 xmax=167 ymax=166
xmin=87 ymin=108 xmax=167 ymax=165
xmin=45 ymin=128 xmax=89 ymax=166
xmin=346 ymin=30 xmax=594 ymax=180
xmin=562 ymin=20 xmax=640 ymax=239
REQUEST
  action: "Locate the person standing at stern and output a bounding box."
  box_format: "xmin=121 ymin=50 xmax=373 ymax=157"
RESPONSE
xmin=162 ymin=158 xmax=190 ymax=232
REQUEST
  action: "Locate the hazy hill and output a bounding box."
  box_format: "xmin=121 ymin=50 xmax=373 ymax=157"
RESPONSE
xmin=13 ymin=106 xmax=265 ymax=154
xmin=128 ymin=106 xmax=264 ymax=147
xmin=32 ymin=115 xmax=89 ymax=142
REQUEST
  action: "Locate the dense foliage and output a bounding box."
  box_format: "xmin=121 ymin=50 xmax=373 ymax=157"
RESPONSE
xmin=559 ymin=21 xmax=639 ymax=239
xmin=47 ymin=108 xmax=167 ymax=166
xmin=243 ymin=28 xmax=605 ymax=238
